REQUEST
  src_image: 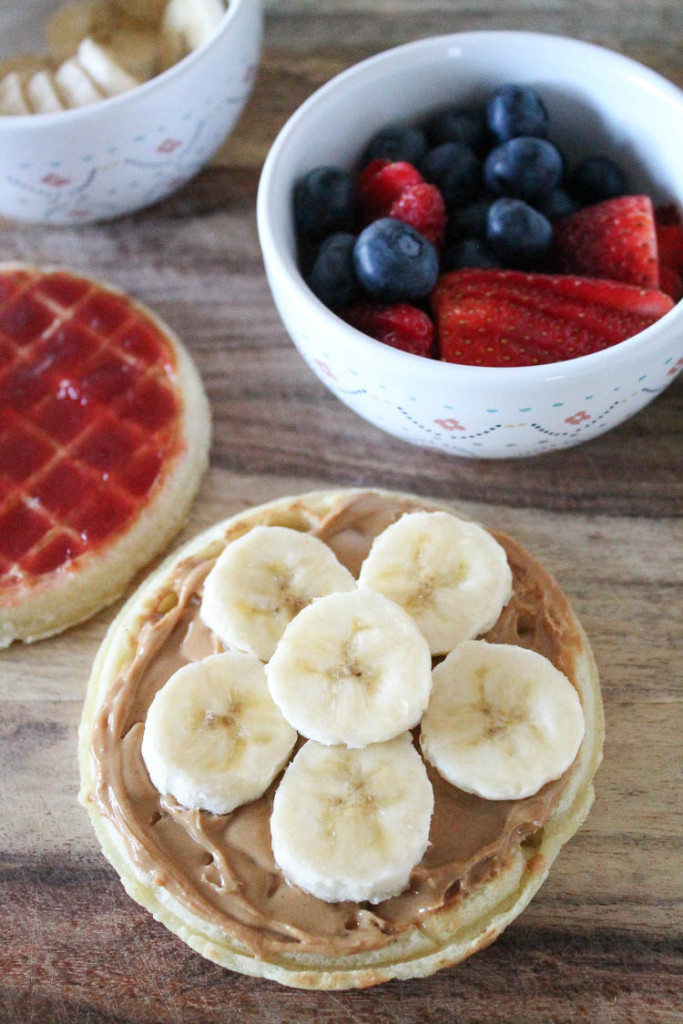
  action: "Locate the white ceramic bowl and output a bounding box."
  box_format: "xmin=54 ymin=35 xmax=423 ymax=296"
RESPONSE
xmin=0 ymin=0 xmax=262 ymax=224
xmin=257 ymin=31 xmax=683 ymax=458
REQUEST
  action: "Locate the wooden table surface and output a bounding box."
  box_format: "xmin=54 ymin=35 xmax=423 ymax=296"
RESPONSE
xmin=2 ymin=2 xmax=682 ymax=1021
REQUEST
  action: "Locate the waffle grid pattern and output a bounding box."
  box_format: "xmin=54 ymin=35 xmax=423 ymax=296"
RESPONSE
xmin=0 ymin=268 xmax=182 ymax=593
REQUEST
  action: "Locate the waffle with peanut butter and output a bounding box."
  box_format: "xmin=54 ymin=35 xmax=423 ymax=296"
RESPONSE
xmin=78 ymin=488 xmax=604 ymax=989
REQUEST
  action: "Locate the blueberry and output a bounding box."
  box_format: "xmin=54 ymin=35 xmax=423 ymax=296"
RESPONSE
xmin=421 ymin=142 xmax=481 ymax=207
xmin=353 ymin=218 xmax=439 ymax=303
xmin=486 ymin=198 xmax=553 ymax=266
xmin=364 ymin=124 xmax=428 ymax=165
xmin=424 ymin=107 xmax=486 ymax=152
xmin=568 ymin=155 xmax=627 ymax=203
xmin=486 ymin=84 xmax=549 ymax=142
xmin=294 ymin=166 xmax=355 ymax=238
xmin=537 ymin=187 xmax=581 ymax=222
xmin=443 ymin=237 xmax=502 ymax=271
xmin=484 ymin=137 xmax=563 ymax=201
xmin=447 ymin=198 xmax=493 ymax=240
xmin=306 ymin=233 xmax=360 ymax=309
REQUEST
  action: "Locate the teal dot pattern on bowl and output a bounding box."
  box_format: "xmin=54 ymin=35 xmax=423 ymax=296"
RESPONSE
xmin=307 ymin=345 xmax=683 ymax=457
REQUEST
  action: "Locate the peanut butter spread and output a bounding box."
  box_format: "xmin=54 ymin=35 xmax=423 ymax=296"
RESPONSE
xmin=88 ymin=492 xmax=583 ymax=958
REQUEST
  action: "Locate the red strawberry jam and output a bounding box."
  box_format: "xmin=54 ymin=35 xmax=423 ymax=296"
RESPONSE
xmin=0 ymin=266 xmax=183 ymax=594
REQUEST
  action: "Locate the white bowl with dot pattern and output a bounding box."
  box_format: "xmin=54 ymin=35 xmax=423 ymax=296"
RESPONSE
xmin=257 ymin=31 xmax=683 ymax=458
xmin=0 ymin=0 xmax=262 ymax=224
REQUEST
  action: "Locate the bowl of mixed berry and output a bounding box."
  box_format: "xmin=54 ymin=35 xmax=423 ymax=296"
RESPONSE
xmin=258 ymin=31 xmax=683 ymax=457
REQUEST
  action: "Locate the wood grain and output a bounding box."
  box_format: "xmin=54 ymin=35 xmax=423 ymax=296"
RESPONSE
xmin=1 ymin=2 xmax=682 ymax=1021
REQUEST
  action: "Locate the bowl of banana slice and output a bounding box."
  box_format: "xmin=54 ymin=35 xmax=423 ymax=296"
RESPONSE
xmin=0 ymin=0 xmax=262 ymax=223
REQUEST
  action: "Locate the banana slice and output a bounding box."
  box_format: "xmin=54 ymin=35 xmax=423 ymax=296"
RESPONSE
xmin=104 ymin=26 xmax=160 ymax=81
xmin=45 ymin=1 xmax=112 ymax=63
xmin=358 ymin=510 xmax=513 ymax=655
xmin=54 ymin=58 xmax=105 ymax=107
xmin=200 ymin=525 xmax=356 ymax=662
xmin=271 ymin=734 xmax=434 ymax=905
xmin=420 ymin=640 xmax=585 ymax=801
xmin=76 ymin=37 xmax=140 ymax=96
xmin=26 ymin=70 xmax=66 ymax=114
xmin=266 ymin=588 xmax=432 ymax=747
xmin=140 ymin=651 xmax=297 ymax=815
xmin=159 ymin=0 xmax=225 ymax=70
xmin=0 ymin=73 xmax=30 ymax=116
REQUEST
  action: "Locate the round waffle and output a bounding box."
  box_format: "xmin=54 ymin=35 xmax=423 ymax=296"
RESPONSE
xmin=0 ymin=263 xmax=210 ymax=647
xmin=78 ymin=488 xmax=604 ymax=990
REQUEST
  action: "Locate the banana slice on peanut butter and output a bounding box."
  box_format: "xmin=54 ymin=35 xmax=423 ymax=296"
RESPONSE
xmin=420 ymin=640 xmax=586 ymax=800
xmin=265 ymin=588 xmax=433 ymax=748
xmin=358 ymin=510 xmax=514 ymax=655
xmin=141 ymin=651 xmax=297 ymax=815
xmin=270 ymin=734 xmax=434 ymax=905
xmin=200 ymin=525 xmax=357 ymax=662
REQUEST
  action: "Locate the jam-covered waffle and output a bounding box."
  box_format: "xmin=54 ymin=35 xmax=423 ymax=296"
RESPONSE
xmin=0 ymin=264 xmax=210 ymax=646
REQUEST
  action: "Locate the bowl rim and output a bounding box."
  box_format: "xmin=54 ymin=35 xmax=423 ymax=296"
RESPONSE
xmin=257 ymin=29 xmax=683 ymax=384
xmin=0 ymin=0 xmax=260 ymax=126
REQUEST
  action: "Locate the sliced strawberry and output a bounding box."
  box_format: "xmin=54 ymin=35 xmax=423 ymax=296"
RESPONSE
xmin=431 ymin=269 xmax=674 ymax=367
xmin=356 ymin=160 xmax=424 ymax=223
xmin=656 ymin=222 xmax=683 ymax=274
xmin=355 ymin=158 xmax=389 ymax=195
xmin=438 ymin=268 xmax=674 ymax=318
xmin=653 ymin=209 xmax=683 ymax=299
xmin=655 ymin=203 xmax=682 ymax=227
xmin=659 ymin=265 xmax=683 ymax=302
xmin=341 ymin=302 xmax=435 ymax=357
xmin=552 ymin=195 xmax=659 ymax=289
xmin=389 ymin=182 xmax=447 ymax=249
xmin=436 ymin=297 xmax=550 ymax=366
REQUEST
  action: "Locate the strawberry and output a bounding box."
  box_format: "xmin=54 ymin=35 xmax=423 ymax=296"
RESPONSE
xmin=341 ymin=302 xmax=435 ymax=357
xmin=552 ymin=195 xmax=659 ymax=289
xmin=659 ymin=265 xmax=683 ymax=302
xmin=654 ymin=208 xmax=683 ymax=300
xmin=655 ymin=203 xmax=682 ymax=227
xmin=656 ymin=223 xmax=683 ymax=273
xmin=356 ymin=160 xmax=424 ymax=223
xmin=389 ymin=182 xmax=447 ymax=249
xmin=431 ymin=269 xmax=674 ymax=367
